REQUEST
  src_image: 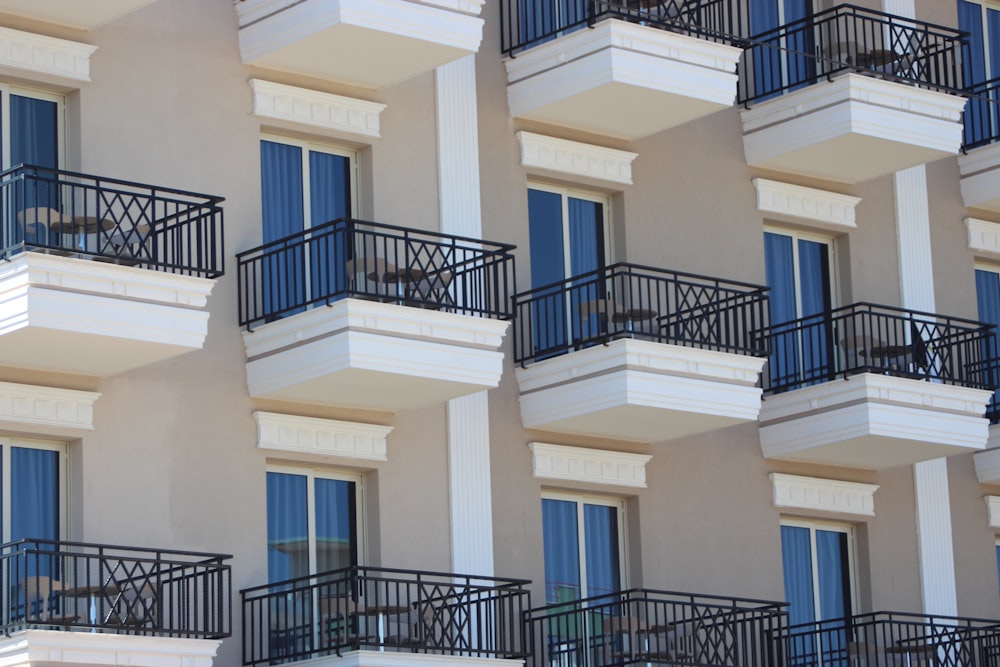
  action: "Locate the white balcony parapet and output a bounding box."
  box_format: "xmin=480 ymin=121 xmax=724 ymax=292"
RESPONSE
xmin=760 ymin=373 xmax=991 ymax=469
xmin=0 ymin=630 xmax=221 ymax=667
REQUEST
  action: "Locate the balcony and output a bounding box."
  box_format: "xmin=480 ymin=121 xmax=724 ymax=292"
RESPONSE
xmin=739 ymin=5 xmax=967 ymax=183
xmin=959 ymin=77 xmax=1000 ymax=212
xmin=513 ymin=263 xmax=769 ymax=443
xmin=0 ymin=538 xmax=230 ymax=667
xmin=524 ymin=588 xmax=787 ymax=667
xmin=501 ymin=0 xmax=748 ymax=140
xmin=0 ymin=165 xmax=224 ymax=377
xmin=238 ymin=219 xmax=514 ymax=412
xmin=759 ymin=303 xmax=994 ymax=469
xmin=234 ymin=0 xmax=483 ymax=90
xmin=241 ymin=566 xmax=529 ymax=667
xmin=773 ymin=612 xmax=1000 ymax=666
xmin=0 ymin=0 xmax=157 ymax=30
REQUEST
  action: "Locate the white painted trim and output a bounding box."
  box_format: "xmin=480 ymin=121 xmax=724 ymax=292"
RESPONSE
xmin=985 ymin=495 xmax=1000 ymax=528
xmin=236 ymin=0 xmax=485 ymax=26
xmin=254 ymin=411 xmax=391 ymax=461
xmin=975 ymin=444 xmax=1000 ymax=484
xmin=250 ymin=79 xmax=386 ymax=138
xmin=0 ymin=629 xmax=221 ymax=667
xmin=770 ymin=473 xmax=878 ymax=517
xmin=966 ymin=218 xmax=1000 ymax=259
xmin=753 ymin=178 xmax=860 ymax=231
xmin=517 ymin=131 xmax=638 ymax=186
xmin=530 ymin=442 xmax=651 ymax=488
xmin=0 ymin=27 xmax=96 ymax=85
xmin=301 ymin=649 xmax=523 ymax=667
xmin=0 ymin=382 xmax=99 ymax=435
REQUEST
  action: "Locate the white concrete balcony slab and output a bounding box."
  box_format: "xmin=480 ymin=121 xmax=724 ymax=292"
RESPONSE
xmin=0 ymin=0 xmax=156 ymax=30
xmin=327 ymin=651 xmax=529 ymax=667
xmin=760 ymin=373 xmax=991 ymax=470
xmin=235 ymin=0 xmax=484 ymax=89
xmin=515 ymin=339 xmax=766 ymax=443
xmin=741 ymin=74 xmax=967 ymax=183
xmin=504 ymin=19 xmax=743 ymax=140
xmin=0 ymin=253 xmax=215 ymax=377
xmin=0 ymin=630 xmax=220 ymax=667
xmin=959 ymin=143 xmax=1000 ymax=213
xmin=243 ymin=298 xmax=508 ymax=412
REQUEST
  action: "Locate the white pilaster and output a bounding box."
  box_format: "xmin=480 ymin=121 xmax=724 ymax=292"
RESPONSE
xmin=436 ymin=55 xmax=494 ymax=576
xmin=894 ymin=163 xmax=958 ymax=617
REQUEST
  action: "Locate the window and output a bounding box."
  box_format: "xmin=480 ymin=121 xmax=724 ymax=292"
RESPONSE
xmin=959 ymin=0 xmax=1000 ymax=145
xmin=976 ymin=265 xmax=1000 ymax=421
xmin=764 ymin=228 xmax=835 ymax=389
xmin=0 ymin=85 xmax=63 ymax=170
xmin=518 ymin=0 xmax=587 ymax=46
xmin=749 ymin=0 xmax=815 ymax=98
xmin=780 ymin=520 xmax=857 ymax=665
xmin=527 ymin=184 xmax=611 ymax=354
xmin=266 ymin=467 xmax=363 ymax=583
xmin=541 ymin=492 xmax=625 ymax=604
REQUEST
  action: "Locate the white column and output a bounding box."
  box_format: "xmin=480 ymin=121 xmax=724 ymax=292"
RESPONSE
xmin=435 ymin=55 xmax=495 ymax=577
xmin=894 ymin=164 xmax=958 ymax=617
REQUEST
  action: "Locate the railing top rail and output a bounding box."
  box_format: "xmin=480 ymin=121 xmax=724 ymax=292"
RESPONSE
xmin=240 ymin=564 xmax=531 ymax=596
xmin=967 ymin=73 xmax=1000 ymax=94
xmin=513 ymin=261 xmax=769 ymax=301
xmin=4 ymin=537 xmax=232 ymax=562
xmin=748 ymin=2 xmax=965 ymax=41
xmin=527 ymin=587 xmax=789 ymax=615
xmin=2 ymin=163 xmax=225 ymax=205
xmin=782 ymin=611 xmax=1000 ymax=634
xmin=767 ymin=301 xmax=992 ymax=332
xmin=235 ymin=216 xmax=516 ymax=260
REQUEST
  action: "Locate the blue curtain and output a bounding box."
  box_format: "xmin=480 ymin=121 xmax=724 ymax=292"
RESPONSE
xmin=765 ymin=232 xmax=798 ymax=388
xmin=961 ymin=1 xmax=990 ymax=145
xmin=781 ymin=525 xmax=817 ymax=666
xmin=542 ymin=499 xmax=581 ymax=604
xmin=568 ymin=198 xmax=604 ymax=341
xmin=750 ymin=0 xmax=781 ymax=99
xmin=314 ymin=478 xmax=356 ymax=573
xmin=10 ymin=95 xmax=59 ymax=245
xmin=529 ymin=189 xmax=568 ymax=356
xmin=261 ymin=141 xmax=305 ymax=318
xmin=995 ymin=544 xmax=1000 ymax=599
xmin=266 ymin=472 xmax=309 ymax=583
xmin=798 ymin=239 xmax=832 ymax=383
xmin=518 ymin=0 xmax=586 ymax=46
xmin=583 ymin=504 xmax=620 ymax=598
xmin=11 ymin=447 xmax=59 ymax=580
xmin=976 ymin=269 xmax=1000 ymax=411
xmin=816 ymin=530 xmax=849 ymax=663
xmin=308 ymin=151 xmax=351 ymax=302
xmin=750 ymin=0 xmax=812 ymax=99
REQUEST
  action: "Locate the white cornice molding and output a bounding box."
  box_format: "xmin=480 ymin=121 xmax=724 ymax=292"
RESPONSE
xmin=986 ymin=495 xmax=1000 ymax=528
xmin=517 ymin=131 xmax=638 ymax=186
xmin=753 ymin=178 xmax=860 ymax=231
xmin=529 ymin=442 xmax=651 ymax=488
xmin=250 ymin=79 xmax=386 ymax=138
xmin=770 ymin=472 xmax=878 ymax=517
xmin=0 ymin=27 xmax=96 ymax=84
xmin=0 ymin=629 xmax=221 ymax=667
xmin=965 ymin=217 xmax=1000 ymax=259
xmin=255 ymin=411 xmax=392 ymax=461
xmin=0 ymin=382 xmax=99 ymax=434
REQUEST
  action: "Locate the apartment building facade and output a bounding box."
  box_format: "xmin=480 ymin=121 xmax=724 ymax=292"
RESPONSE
xmin=0 ymin=0 xmax=999 ymax=666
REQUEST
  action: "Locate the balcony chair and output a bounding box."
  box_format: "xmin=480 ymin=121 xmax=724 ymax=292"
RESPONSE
xmin=405 ymin=270 xmax=455 ymax=311
xmin=16 ymin=207 xmax=71 ymax=253
xmin=20 ymin=575 xmax=79 ymax=627
xmin=320 ymin=596 xmax=372 ymax=649
xmin=104 ymin=222 xmax=151 ymax=266
xmin=115 ymin=581 xmax=159 ymax=629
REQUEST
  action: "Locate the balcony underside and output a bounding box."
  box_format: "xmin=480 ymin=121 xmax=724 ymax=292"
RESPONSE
xmin=243 ymin=298 xmax=508 ymax=412
xmin=505 ymin=19 xmax=742 ymax=140
xmin=974 ymin=427 xmax=1000 ymax=483
xmin=741 ymin=74 xmax=966 ymax=183
xmin=0 ymin=253 xmax=214 ymax=377
xmin=516 ymin=339 xmax=765 ymax=443
xmin=959 ymin=142 xmax=1000 ymax=212
xmin=0 ymin=630 xmax=221 ymax=667
xmin=760 ymin=373 xmax=991 ymax=469
xmin=236 ymin=0 xmax=483 ymax=89
xmin=0 ymin=0 xmax=156 ymax=29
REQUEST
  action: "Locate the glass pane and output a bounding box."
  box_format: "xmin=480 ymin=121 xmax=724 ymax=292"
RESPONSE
xmin=11 ymin=447 xmax=59 ymax=543
xmin=314 ymin=478 xmax=356 ymax=573
xmin=798 ymin=239 xmax=831 ymax=384
xmin=976 ymin=269 xmax=1000 ymax=413
xmin=996 ymin=544 xmax=1000 ymax=599
xmin=11 ymin=95 xmax=59 ymax=216
xmin=542 ymin=498 xmax=581 ymax=603
xmin=266 ymin=472 xmax=309 ymax=582
xmin=583 ymin=503 xmax=620 ymax=598
xmin=780 ymin=525 xmax=816 ymax=626
xmin=529 ymin=189 xmax=568 ymax=356
xmin=308 ymin=151 xmax=352 ymax=301
xmin=261 ymin=141 xmax=306 ymax=317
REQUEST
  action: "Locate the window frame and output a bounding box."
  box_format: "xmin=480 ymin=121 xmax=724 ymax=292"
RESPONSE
xmin=0 ymin=436 xmax=68 ymax=544
xmin=779 ymin=517 xmax=859 ymax=624
xmin=540 ymin=490 xmax=628 ymax=602
xmin=0 ymin=84 xmax=66 ymax=171
xmin=265 ymin=464 xmax=366 ymax=581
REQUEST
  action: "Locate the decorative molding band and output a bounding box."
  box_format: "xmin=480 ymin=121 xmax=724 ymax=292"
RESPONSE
xmin=517 ymin=131 xmax=638 ymax=185
xmin=0 ymin=27 xmax=96 ymax=84
xmin=530 ymin=442 xmax=652 ymax=488
xmin=0 ymin=382 xmax=100 ymax=433
xmin=254 ymin=411 xmax=392 ymax=461
xmin=986 ymin=495 xmax=1000 ymax=528
xmin=753 ymin=178 xmax=860 ymax=231
xmin=250 ymin=79 xmax=386 ymax=138
xmin=966 ymin=218 xmax=1000 ymax=259
xmin=770 ymin=473 xmax=879 ymax=516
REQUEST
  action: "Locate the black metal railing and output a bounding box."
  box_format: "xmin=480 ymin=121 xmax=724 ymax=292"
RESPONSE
xmin=0 ymin=164 xmax=224 ymax=278
xmin=772 ymin=612 xmax=1000 ymax=667
xmin=1 ymin=538 xmax=231 ymax=638
xmin=524 ymin=588 xmax=787 ymax=667
xmin=236 ymin=218 xmax=516 ymax=329
xmin=738 ymin=4 xmax=966 ymax=104
xmin=241 ymin=566 xmax=531 ymax=666
xmin=501 ymin=0 xmax=751 ymax=56
xmin=963 ymin=75 xmax=1000 ymax=150
xmin=512 ymin=262 xmax=769 ymax=365
xmin=761 ymin=302 xmax=995 ymax=395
